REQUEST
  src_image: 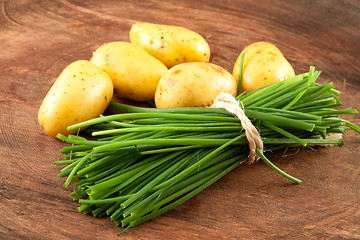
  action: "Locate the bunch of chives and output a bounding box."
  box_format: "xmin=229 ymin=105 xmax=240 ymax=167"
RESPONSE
xmin=55 ymin=67 xmax=359 ymax=233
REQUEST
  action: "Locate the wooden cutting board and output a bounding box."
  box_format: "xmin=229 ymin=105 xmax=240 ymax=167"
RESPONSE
xmin=1 ymin=0 xmax=359 ymax=239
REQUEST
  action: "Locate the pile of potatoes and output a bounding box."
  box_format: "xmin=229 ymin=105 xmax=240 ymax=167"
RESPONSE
xmin=38 ymin=22 xmax=295 ymax=137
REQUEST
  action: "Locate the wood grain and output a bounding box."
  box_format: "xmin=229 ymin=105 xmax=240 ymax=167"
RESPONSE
xmin=0 ymin=0 xmax=359 ymax=239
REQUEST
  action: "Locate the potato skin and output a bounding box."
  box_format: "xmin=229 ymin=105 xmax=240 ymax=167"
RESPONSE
xmin=90 ymin=41 xmax=168 ymax=102
xmin=38 ymin=60 xmax=113 ymax=137
xmin=130 ymin=22 xmax=210 ymax=68
xmin=233 ymin=42 xmax=295 ymax=93
xmin=155 ymin=62 xmax=237 ymax=108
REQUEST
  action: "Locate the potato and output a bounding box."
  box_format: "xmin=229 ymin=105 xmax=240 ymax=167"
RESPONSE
xmin=155 ymin=62 xmax=237 ymax=108
xmin=233 ymin=42 xmax=295 ymax=93
xmin=90 ymin=41 xmax=168 ymax=102
xmin=38 ymin=60 xmax=113 ymax=137
xmin=130 ymin=22 xmax=210 ymax=68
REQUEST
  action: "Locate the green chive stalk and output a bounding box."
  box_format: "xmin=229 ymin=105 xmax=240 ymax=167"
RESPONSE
xmin=54 ymin=67 xmax=359 ymax=234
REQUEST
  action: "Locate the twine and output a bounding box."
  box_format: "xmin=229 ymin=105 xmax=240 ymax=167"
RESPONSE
xmin=210 ymin=93 xmax=263 ymax=164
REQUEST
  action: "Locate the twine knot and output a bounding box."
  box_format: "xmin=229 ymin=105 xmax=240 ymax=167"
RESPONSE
xmin=210 ymin=92 xmax=263 ymax=164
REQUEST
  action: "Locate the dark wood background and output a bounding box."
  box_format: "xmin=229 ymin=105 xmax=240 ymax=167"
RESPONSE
xmin=1 ymin=0 xmax=359 ymax=239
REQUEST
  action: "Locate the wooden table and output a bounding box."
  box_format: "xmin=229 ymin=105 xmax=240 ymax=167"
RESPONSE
xmin=1 ymin=0 xmax=359 ymax=239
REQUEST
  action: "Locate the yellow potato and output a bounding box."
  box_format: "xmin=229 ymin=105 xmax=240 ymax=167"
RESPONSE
xmin=38 ymin=60 xmax=113 ymax=137
xmin=90 ymin=41 xmax=168 ymax=102
xmin=155 ymin=62 xmax=237 ymax=108
xmin=130 ymin=22 xmax=210 ymax=68
xmin=233 ymin=42 xmax=295 ymax=93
